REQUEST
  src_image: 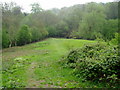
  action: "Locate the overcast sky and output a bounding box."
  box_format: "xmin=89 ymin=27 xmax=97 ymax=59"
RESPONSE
xmin=1 ymin=0 xmax=114 ymax=12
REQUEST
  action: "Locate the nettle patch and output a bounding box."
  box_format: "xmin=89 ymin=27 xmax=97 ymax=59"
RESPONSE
xmin=61 ymin=43 xmax=120 ymax=87
xmin=2 ymin=57 xmax=31 ymax=88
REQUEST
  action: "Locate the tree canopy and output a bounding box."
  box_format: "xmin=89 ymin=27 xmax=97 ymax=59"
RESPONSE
xmin=2 ymin=1 xmax=118 ymax=48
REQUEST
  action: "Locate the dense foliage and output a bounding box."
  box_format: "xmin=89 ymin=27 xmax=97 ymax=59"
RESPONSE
xmin=2 ymin=1 xmax=118 ymax=48
xmin=2 ymin=30 xmax=9 ymax=48
xmin=61 ymin=43 xmax=120 ymax=87
xmin=17 ymin=25 xmax=31 ymax=46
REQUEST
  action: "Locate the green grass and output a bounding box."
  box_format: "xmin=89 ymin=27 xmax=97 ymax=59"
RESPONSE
xmin=2 ymin=38 xmax=106 ymax=88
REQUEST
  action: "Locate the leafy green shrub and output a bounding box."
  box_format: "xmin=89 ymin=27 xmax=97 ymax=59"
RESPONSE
xmin=110 ymin=33 xmax=119 ymax=45
xmin=2 ymin=30 xmax=10 ymax=48
xmin=17 ymin=25 xmax=32 ymax=46
xmin=61 ymin=43 xmax=120 ymax=87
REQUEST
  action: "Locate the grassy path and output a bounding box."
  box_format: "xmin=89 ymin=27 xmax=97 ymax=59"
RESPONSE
xmin=25 ymin=38 xmax=95 ymax=88
xmin=3 ymin=38 xmax=99 ymax=88
xmin=26 ymin=62 xmax=39 ymax=88
xmin=25 ymin=38 xmax=73 ymax=88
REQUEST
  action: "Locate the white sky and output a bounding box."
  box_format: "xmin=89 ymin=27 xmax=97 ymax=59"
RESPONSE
xmin=1 ymin=0 xmax=114 ymax=12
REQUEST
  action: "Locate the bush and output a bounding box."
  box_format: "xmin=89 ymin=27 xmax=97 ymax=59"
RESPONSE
xmin=110 ymin=33 xmax=119 ymax=45
xmin=17 ymin=25 xmax=32 ymax=46
xmin=2 ymin=30 xmax=10 ymax=48
xmin=61 ymin=43 xmax=120 ymax=87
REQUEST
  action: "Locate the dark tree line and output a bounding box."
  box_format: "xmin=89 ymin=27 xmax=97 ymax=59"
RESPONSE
xmin=2 ymin=1 xmax=118 ymax=48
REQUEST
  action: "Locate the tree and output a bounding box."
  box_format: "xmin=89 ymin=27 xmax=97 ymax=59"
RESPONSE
xmin=30 ymin=27 xmax=41 ymax=42
xmin=46 ymin=26 xmax=57 ymax=37
xmin=55 ymin=21 xmax=69 ymax=37
xmin=39 ymin=10 xmax=60 ymax=27
xmin=78 ymin=2 xmax=106 ymax=40
xmin=2 ymin=2 xmax=24 ymax=47
xmin=17 ymin=25 xmax=31 ymax=46
xmin=2 ymin=30 xmax=9 ymax=48
xmin=21 ymin=12 xmax=48 ymax=41
xmin=110 ymin=33 xmax=119 ymax=45
xmin=31 ymin=3 xmax=43 ymax=13
xmin=105 ymin=2 xmax=118 ymax=19
xmin=102 ymin=19 xmax=118 ymax=41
